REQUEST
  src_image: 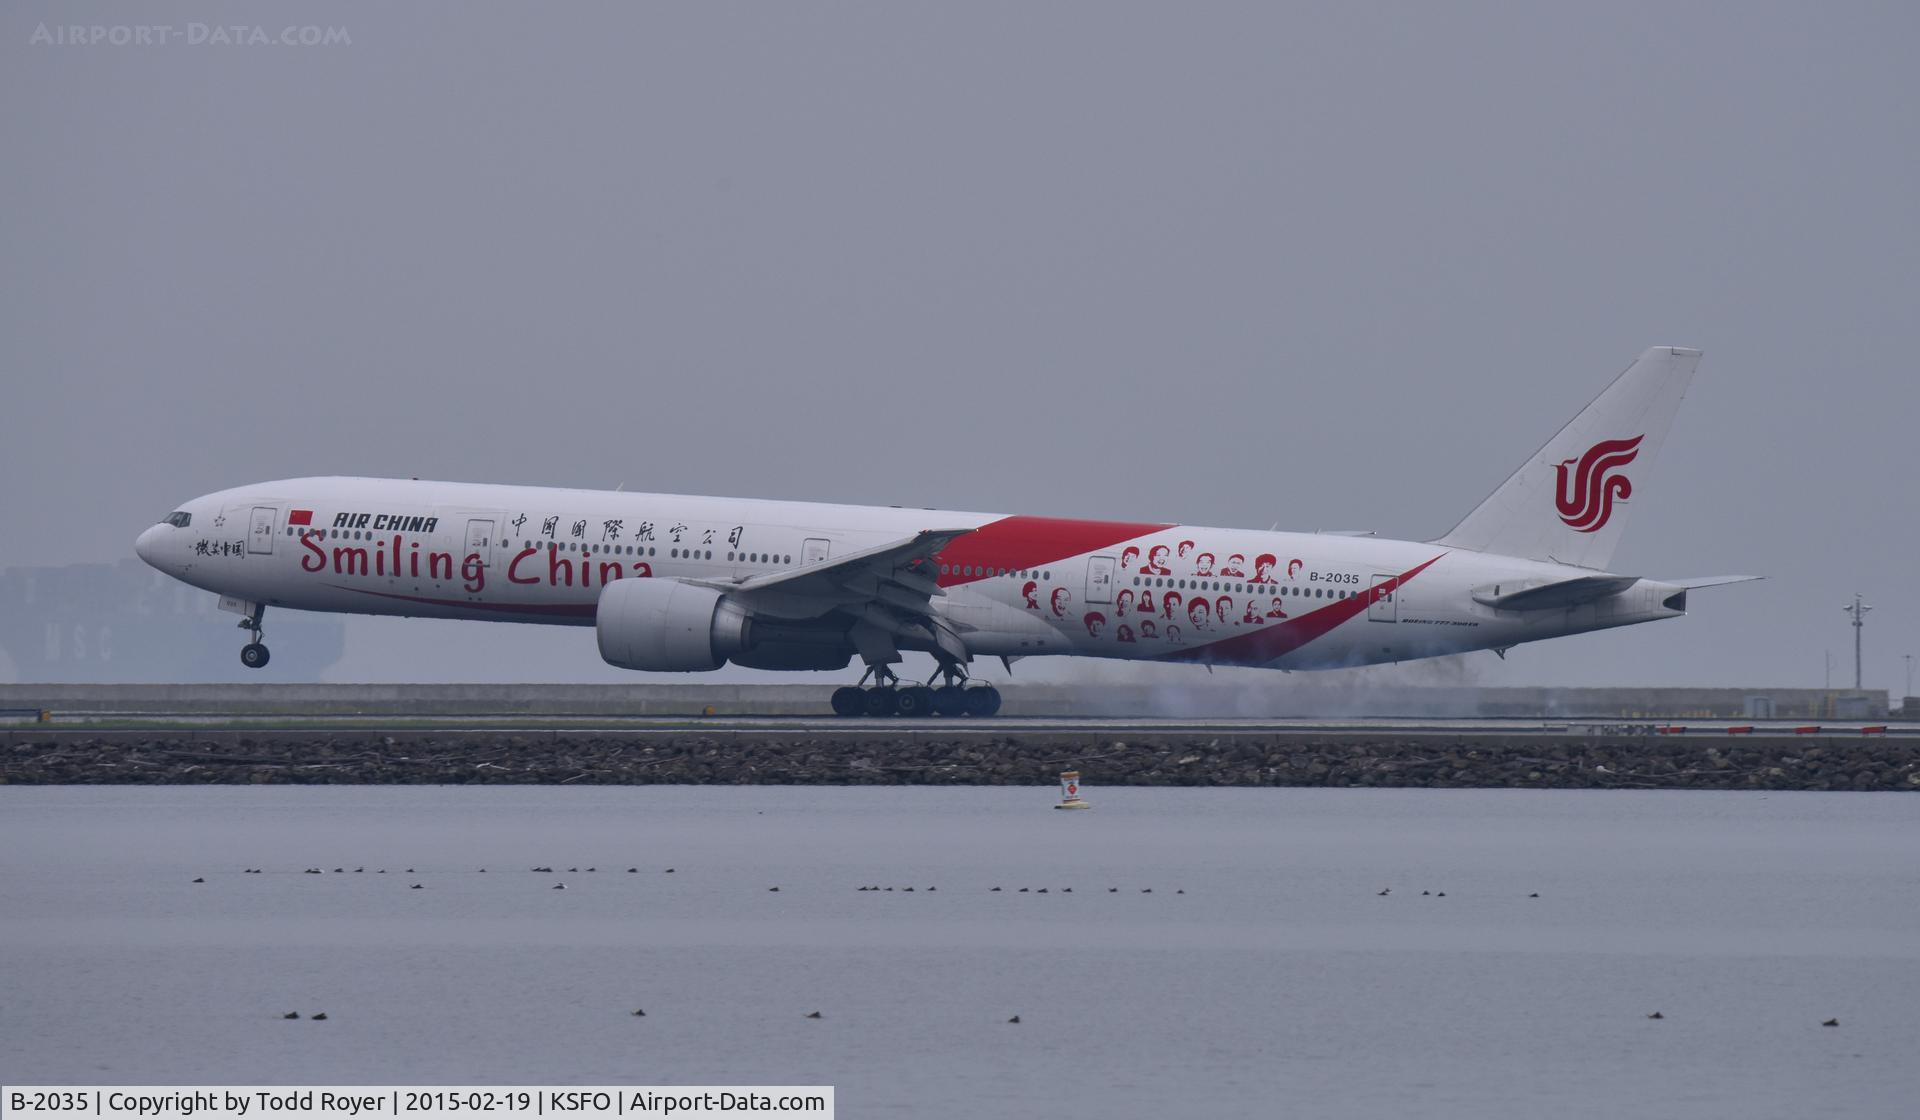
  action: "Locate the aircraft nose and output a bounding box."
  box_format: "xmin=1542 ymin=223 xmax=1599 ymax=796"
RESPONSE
xmin=135 ymin=524 xmax=165 ymax=568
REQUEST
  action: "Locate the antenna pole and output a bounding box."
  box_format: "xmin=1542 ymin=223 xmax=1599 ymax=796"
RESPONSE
xmin=1842 ymin=594 xmax=1873 ymax=690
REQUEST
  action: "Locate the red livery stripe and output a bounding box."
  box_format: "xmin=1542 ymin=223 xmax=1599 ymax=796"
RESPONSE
xmin=1157 ymin=554 xmax=1445 ymax=668
xmin=935 ymin=516 xmax=1173 ymax=586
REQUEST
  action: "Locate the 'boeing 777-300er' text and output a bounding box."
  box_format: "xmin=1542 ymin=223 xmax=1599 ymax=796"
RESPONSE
xmin=137 ymin=347 xmax=1754 ymax=716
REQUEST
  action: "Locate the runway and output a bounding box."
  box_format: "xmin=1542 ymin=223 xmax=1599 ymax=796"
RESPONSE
xmin=8 ymin=712 xmax=1920 ymax=738
xmin=2 ymin=681 xmax=1899 ymax=724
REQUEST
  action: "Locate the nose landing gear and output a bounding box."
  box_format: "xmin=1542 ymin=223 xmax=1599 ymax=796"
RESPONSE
xmin=238 ymin=604 xmax=270 ymax=669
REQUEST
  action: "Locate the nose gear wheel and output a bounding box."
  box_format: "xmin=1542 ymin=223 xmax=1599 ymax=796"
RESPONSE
xmin=238 ymin=605 xmax=270 ymax=669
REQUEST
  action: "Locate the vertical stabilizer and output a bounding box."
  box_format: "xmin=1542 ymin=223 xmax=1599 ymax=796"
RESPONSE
xmin=1435 ymin=347 xmax=1701 ymax=570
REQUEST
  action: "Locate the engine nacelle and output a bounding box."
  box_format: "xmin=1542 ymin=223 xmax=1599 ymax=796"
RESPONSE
xmin=596 ymin=579 xmax=752 ymax=672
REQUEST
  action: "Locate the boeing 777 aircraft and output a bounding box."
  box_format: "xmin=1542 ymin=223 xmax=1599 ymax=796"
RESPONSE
xmin=136 ymin=347 xmax=1753 ymax=716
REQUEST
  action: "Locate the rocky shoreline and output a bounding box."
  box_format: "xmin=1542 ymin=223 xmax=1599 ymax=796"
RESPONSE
xmin=3 ymin=732 xmax=1915 ymax=790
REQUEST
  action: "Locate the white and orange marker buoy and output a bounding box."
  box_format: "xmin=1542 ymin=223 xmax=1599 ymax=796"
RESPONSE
xmin=1055 ymin=770 xmax=1091 ymax=810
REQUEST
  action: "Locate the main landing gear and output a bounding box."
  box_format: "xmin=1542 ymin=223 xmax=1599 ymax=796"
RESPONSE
xmin=830 ymin=662 xmax=1001 ymax=718
xmin=238 ymin=604 xmax=270 ymax=669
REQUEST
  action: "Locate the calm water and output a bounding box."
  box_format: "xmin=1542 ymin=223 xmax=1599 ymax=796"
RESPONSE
xmin=2 ymin=786 xmax=1917 ymax=1118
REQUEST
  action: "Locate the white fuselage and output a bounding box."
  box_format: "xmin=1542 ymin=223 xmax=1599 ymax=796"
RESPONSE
xmin=134 ymin=476 xmax=1687 ymax=672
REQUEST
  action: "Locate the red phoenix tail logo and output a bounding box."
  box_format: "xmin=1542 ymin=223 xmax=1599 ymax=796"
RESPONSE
xmin=1554 ymin=435 xmax=1642 ymax=533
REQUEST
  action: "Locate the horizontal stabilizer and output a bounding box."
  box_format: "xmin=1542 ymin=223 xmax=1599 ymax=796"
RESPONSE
xmin=1471 ymin=574 xmax=1641 ymax=611
xmin=1668 ymin=575 xmax=1764 ymax=590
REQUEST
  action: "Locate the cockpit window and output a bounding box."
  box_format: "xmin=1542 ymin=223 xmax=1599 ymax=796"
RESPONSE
xmin=164 ymin=511 xmax=192 ymax=528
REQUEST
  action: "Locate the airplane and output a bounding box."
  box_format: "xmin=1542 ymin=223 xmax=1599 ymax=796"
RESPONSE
xmin=135 ymin=346 xmax=1754 ymax=717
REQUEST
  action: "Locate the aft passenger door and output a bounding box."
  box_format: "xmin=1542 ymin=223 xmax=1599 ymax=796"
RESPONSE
xmin=802 ymin=537 xmax=831 ymax=565
xmin=1368 ymin=574 xmax=1397 ymax=622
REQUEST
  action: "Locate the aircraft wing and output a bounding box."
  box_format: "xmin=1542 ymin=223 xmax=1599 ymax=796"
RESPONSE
xmin=691 ymin=527 xmax=976 ymax=664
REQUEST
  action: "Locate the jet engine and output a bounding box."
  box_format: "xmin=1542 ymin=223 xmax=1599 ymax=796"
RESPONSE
xmin=596 ymin=579 xmax=752 ymax=672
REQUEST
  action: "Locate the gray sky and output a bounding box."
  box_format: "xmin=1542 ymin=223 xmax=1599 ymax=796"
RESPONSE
xmin=4 ymin=2 xmax=1916 ymax=691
